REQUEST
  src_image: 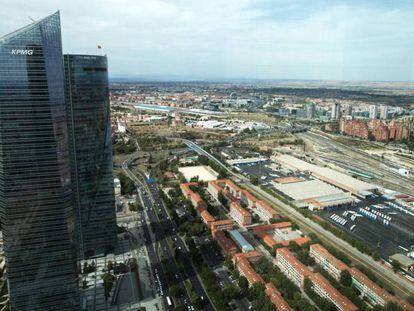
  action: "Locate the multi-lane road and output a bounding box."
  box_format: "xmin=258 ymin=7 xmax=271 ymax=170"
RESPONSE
xmin=122 ymin=159 xmax=213 ymax=310
xmin=186 ymin=140 xmax=414 ymax=298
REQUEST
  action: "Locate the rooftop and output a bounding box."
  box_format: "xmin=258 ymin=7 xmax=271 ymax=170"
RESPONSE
xmin=273 ymin=179 xmax=347 ymax=201
xmin=230 ymin=201 xmax=251 ymax=217
xmin=178 ymin=165 xmax=219 ymax=182
xmin=310 ymin=244 xmax=348 ymax=271
xmin=229 ymin=230 xmax=254 ymax=252
xmin=276 ymin=248 xmax=312 ymax=277
xmin=309 ymin=273 xmax=358 ymax=311
xmin=389 ymin=253 xmax=414 ymax=268
xmin=265 ymin=283 xmax=292 ymax=311
xmin=275 ymin=154 xmax=376 ymax=193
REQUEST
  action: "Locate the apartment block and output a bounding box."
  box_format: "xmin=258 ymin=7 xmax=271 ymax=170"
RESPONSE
xmin=214 ymin=230 xmax=237 ymax=257
xmin=234 ymin=256 xmax=264 ymax=286
xmin=207 ymin=180 xmax=223 ymax=201
xmin=350 ymin=268 xmax=413 ymax=310
xmin=309 ymin=273 xmax=358 ymax=311
xmin=241 ymin=190 xmax=257 ymax=208
xmin=255 ymin=200 xmax=280 ymax=221
xmin=276 ymin=248 xmax=312 ymax=289
xmin=265 ymin=283 xmax=292 ymax=311
xmin=200 ymin=210 xmax=215 ymax=228
xmin=232 ymin=250 xmax=264 ymax=266
xmin=180 ymin=182 xmax=208 ymax=210
xmin=309 ymin=244 xmax=348 ymax=281
xmin=349 ymin=267 xmax=392 ymax=307
xmin=211 ymin=219 xmax=234 ymax=233
xmin=230 ymin=201 xmax=252 ymax=226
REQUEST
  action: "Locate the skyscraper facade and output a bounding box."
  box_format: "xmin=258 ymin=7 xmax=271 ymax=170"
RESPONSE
xmin=331 ymin=103 xmax=341 ymax=120
xmin=0 ymin=12 xmax=80 ymax=309
xmin=369 ymin=105 xmax=378 ymax=119
xmin=379 ymin=105 xmax=388 ymax=120
xmin=64 ymin=54 xmax=117 ymax=258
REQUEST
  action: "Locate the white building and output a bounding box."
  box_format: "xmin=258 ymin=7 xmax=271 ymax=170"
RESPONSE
xmin=114 ymin=178 xmax=121 ymax=195
xmin=369 ymin=105 xmax=378 ymax=119
xmin=331 ymin=103 xmax=341 ymax=120
xmin=380 ymin=105 xmax=388 ymax=119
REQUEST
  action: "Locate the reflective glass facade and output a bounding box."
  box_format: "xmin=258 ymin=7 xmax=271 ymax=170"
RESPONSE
xmin=64 ymin=54 xmax=117 ymax=258
xmin=0 ymin=12 xmax=80 ymax=309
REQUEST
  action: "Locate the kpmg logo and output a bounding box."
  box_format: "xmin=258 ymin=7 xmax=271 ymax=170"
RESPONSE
xmin=11 ymin=49 xmax=34 ymax=55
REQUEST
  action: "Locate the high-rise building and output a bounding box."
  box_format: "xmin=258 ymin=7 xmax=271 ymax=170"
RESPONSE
xmin=369 ymin=105 xmax=378 ymax=119
xmin=331 ymin=103 xmax=341 ymax=120
xmin=306 ymin=102 xmax=316 ymax=119
xmin=379 ymin=105 xmax=388 ymax=119
xmin=0 ymin=12 xmax=80 ymax=309
xmin=64 ymin=54 xmax=117 ymax=258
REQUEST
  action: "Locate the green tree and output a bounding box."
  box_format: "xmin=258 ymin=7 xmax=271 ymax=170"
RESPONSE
xmin=238 ymin=276 xmax=249 ymax=292
xmin=170 ymin=284 xmax=182 ymax=298
xmin=107 ymin=260 xmax=113 ymax=271
xmin=340 ymin=270 xmax=353 ymax=287
xmin=250 ymin=176 xmax=259 ymax=185
xmin=391 ymin=260 xmax=401 ymax=272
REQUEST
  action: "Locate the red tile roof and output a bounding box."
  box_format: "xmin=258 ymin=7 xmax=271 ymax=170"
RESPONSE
xmin=265 ymin=283 xmax=292 ymax=311
xmin=230 ymin=201 xmax=251 ymax=217
xmin=310 ymin=244 xmax=348 ymax=271
xmin=276 ymin=248 xmax=312 ymax=277
xmin=236 ymin=256 xmax=264 ymax=285
xmin=309 ymin=273 xmax=358 ymax=311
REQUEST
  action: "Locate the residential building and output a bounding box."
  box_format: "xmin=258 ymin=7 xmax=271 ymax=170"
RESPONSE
xmin=230 ymin=201 xmax=252 ymax=226
xmin=207 ymin=179 xmax=223 ymax=200
xmin=340 ymin=118 xmax=411 ymax=142
xmin=380 ymin=105 xmax=388 ymax=119
xmin=255 ymin=200 xmax=280 ymax=221
xmin=214 ymin=230 xmax=237 ymax=257
xmin=349 ymin=267 xmax=393 ymax=307
xmin=276 ymin=248 xmax=312 ymax=289
xmin=211 ymin=219 xmax=234 ymax=233
xmin=64 ymin=54 xmax=117 ymax=258
xmin=265 ymin=283 xmax=292 ymax=311
xmin=309 ymin=273 xmax=358 ymax=311
xmin=331 ymin=103 xmax=341 ymax=120
xmin=234 ymin=250 xmax=264 ymax=264
xmin=180 ymin=182 xmax=207 ymax=210
xmin=241 ymin=190 xmax=257 ymax=208
xmin=309 ymin=244 xmax=348 ymax=281
xmin=306 ymin=102 xmax=316 ymax=119
xmin=234 ymin=256 xmax=264 ymax=286
xmin=200 ymin=210 xmax=215 ymax=228
xmin=0 ymin=12 xmax=80 ymax=309
xmin=369 ymin=105 xmax=378 ymax=119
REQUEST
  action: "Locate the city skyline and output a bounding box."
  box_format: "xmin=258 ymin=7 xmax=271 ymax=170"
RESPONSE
xmin=1 ymin=0 xmax=414 ymax=81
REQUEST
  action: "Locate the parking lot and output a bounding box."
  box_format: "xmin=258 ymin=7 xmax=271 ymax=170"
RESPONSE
xmin=236 ymin=160 xmax=414 ymax=267
xmin=317 ymin=197 xmax=414 ymax=260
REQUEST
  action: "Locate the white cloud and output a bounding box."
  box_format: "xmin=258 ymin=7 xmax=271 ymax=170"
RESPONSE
xmin=1 ymin=0 xmax=414 ymax=81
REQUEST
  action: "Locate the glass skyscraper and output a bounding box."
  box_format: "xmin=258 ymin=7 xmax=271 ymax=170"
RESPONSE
xmin=64 ymin=54 xmax=117 ymax=258
xmin=0 ymin=12 xmax=80 ymax=309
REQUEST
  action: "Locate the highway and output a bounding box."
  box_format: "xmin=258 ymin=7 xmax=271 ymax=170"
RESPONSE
xmin=123 ymin=159 xmax=214 ymax=310
xmin=185 ymin=140 xmax=414 ymax=298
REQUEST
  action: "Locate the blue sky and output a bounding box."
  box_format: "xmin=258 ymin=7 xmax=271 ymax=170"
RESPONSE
xmin=1 ymin=0 xmax=414 ymax=81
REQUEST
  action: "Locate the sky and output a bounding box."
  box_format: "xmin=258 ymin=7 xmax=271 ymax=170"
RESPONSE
xmin=1 ymin=0 xmax=414 ymax=81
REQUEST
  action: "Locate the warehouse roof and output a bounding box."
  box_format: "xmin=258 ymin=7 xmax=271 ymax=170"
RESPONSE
xmin=275 ymin=154 xmax=376 ymax=194
xmin=273 ymin=179 xmax=345 ymax=201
